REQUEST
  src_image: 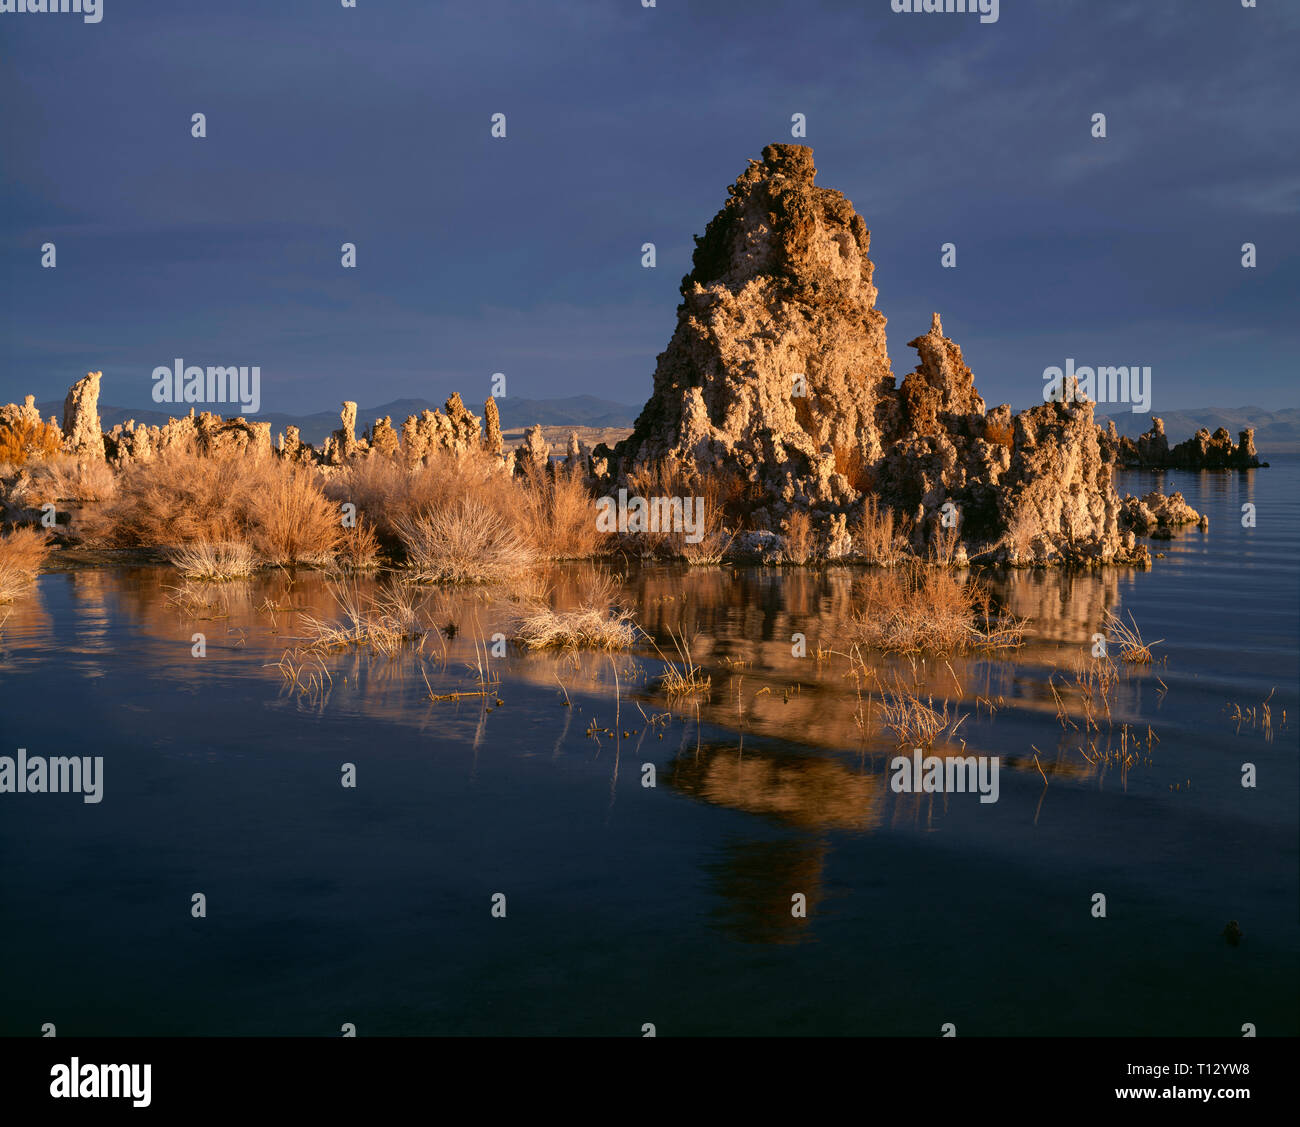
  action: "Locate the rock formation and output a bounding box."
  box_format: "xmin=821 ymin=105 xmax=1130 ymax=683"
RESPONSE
xmin=513 ymin=425 xmax=550 ymax=479
xmin=400 ymin=394 xmax=485 ymax=468
xmin=62 ymin=370 xmax=104 ymax=459
xmin=330 ymin=401 xmax=359 ymax=463
xmin=3 ymin=145 xmax=1234 ymax=570
xmin=608 ymin=143 xmax=891 ymax=515
xmin=0 ymin=395 xmax=49 ymax=432
xmin=368 ymin=415 xmax=400 ymax=458
xmin=601 ymin=143 xmax=1157 ymax=565
xmin=483 ymin=397 xmax=504 ymax=456
xmin=563 ymin=431 xmax=584 ymax=475
xmin=1119 ymin=490 xmax=1207 ymax=535
xmin=1104 ymin=417 xmax=1264 ymax=470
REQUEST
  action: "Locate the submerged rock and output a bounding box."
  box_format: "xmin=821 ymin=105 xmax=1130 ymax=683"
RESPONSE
xmin=1119 ymin=490 xmax=1206 ymax=533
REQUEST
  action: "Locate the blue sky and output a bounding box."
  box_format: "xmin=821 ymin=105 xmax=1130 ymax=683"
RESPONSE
xmin=2 ymin=0 xmax=1297 ymax=416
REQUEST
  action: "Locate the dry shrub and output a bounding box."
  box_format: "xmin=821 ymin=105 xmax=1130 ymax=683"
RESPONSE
xmin=679 ymin=476 xmax=735 ymax=565
xmin=298 ymin=578 xmax=428 ymax=658
xmin=519 ymin=464 xmax=600 ymax=559
xmin=247 ymin=464 xmax=341 ymax=566
xmin=85 ymin=451 xmax=340 ymax=566
xmin=0 ymin=526 xmax=50 ymax=602
xmin=855 ymin=495 xmax=908 ymax=564
xmin=402 ymin=451 xmax=504 ymax=521
xmin=83 ymin=450 xmax=247 ymax=546
xmin=928 ymin=521 xmax=962 ymax=566
xmin=877 ymin=677 xmax=967 ymax=747
xmin=653 ymin=628 xmax=711 ymax=697
xmin=782 ymin=510 xmax=812 ymax=564
xmin=337 ymin=520 xmax=382 ymax=571
xmin=32 ymin=456 xmax=117 ymax=503
xmin=324 ymin=455 xmax=410 ymax=541
xmin=1101 ymin=609 xmax=1161 ymax=663
xmin=396 ymin=498 xmax=535 ymax=584
xmin=516 ymin=576 xmax=637 ymax=651
xmin=984 ymin=420 xmax=1015 ymax=449
xmin=1004 ymin=509 xmax=1038 ymax=563
xmin=327 ymin=450 xmax=506 ymax=544
xmin=167 ymin=540 xmax=257 ymax=581
xmin=0 ymin=417 xmax=62 ymax=467
xmin=625 ymin=458 xmax=689 ymax=557
xmin=713 ymin=464 xmax=765 ymax=521
xmin=851 ymin=562 xmax=1021 ymax=655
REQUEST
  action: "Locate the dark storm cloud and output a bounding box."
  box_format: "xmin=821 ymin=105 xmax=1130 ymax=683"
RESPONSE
xmin=2 ymin=0 xmax=1296 ymax=415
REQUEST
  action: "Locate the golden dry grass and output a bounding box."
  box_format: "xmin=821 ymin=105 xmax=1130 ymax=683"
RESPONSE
xmin=247 ymin=464 xmax=341 ymax=566
xmin=396 ymin=498 xmax=536 ymax=584
xmin=854 ymin=494 xmax=908 ymax=565
xmin=167 ymin=540 xmax=258 ymax=580
xmin=876 ymin=682 xmax=966 ymax=747
xmin=1101 ymin=609 xmax=1161 ymax=663
xmin=653 ymin=628 xmax=712 ymax=697
xmin=297 ymin=579 xmax=429 ymax=658
xmin=336 ymin=520 xmax=382 ymax=571
xmin=984 ymin=420 xmax=1015 ymax=448
xmin=850 ymin=562 xmax=1023 ymax=655
xmin=0 ymin=526 xmax=51 ymax=602
xmin=518 ymin=464 xmax=602 ymax=559
xmin=782 ymin=510 xmax=812 ymax=565
xmin=516 ymin=603 xmax=637 ymax=651
xmin=679 ymin=476 xmax=735 ymax=564
xmin=33 ymin=456 xmax=117 ymax=503
xmin=82 ymin=449 xmax=244 ymax=546
xmin=82 ymin=451 xmax=341 ymax=566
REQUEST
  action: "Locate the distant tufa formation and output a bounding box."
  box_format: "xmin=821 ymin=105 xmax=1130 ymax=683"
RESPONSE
xmin=594 ymin=143 xmax=1258 ymax=564
xmin=1099 ymin=416 xmax=1263 ymax=470
xmin=9 ymin=369 xmax=569 ymax=479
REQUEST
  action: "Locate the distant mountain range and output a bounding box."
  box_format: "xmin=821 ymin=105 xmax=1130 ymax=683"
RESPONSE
xmin=35 ymin=394 xmax=642 ymax=446
xmin=1099 ymin=406 xmax=1300 ymax=453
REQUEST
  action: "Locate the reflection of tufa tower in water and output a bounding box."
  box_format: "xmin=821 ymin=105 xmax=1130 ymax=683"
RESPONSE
xmin=663 ymin=743 xmax=887 ymax=945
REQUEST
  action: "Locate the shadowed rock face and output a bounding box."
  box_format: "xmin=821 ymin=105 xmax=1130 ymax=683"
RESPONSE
xmin=1104 ymin=417 xmax=1264 ymax=470
xmin=603 ymin=144 xmax=1155 ymax=565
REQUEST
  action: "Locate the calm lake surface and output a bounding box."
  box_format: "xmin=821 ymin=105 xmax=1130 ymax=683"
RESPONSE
xmin=2 ymin=459 xmax=1296 ymax=1036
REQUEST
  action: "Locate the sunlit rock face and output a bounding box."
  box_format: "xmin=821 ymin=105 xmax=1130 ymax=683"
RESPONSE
xmin=608 ymin=143 xmax=892 ymax=520
xmin=62 ymin=371 xmax=104 ymax=460
xmin=604 ymin=144 xmax=1149 ymax=565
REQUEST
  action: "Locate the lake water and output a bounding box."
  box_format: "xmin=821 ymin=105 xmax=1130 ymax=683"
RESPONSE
xmin=1 ymin=459 xmax=1296 ymax=1036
